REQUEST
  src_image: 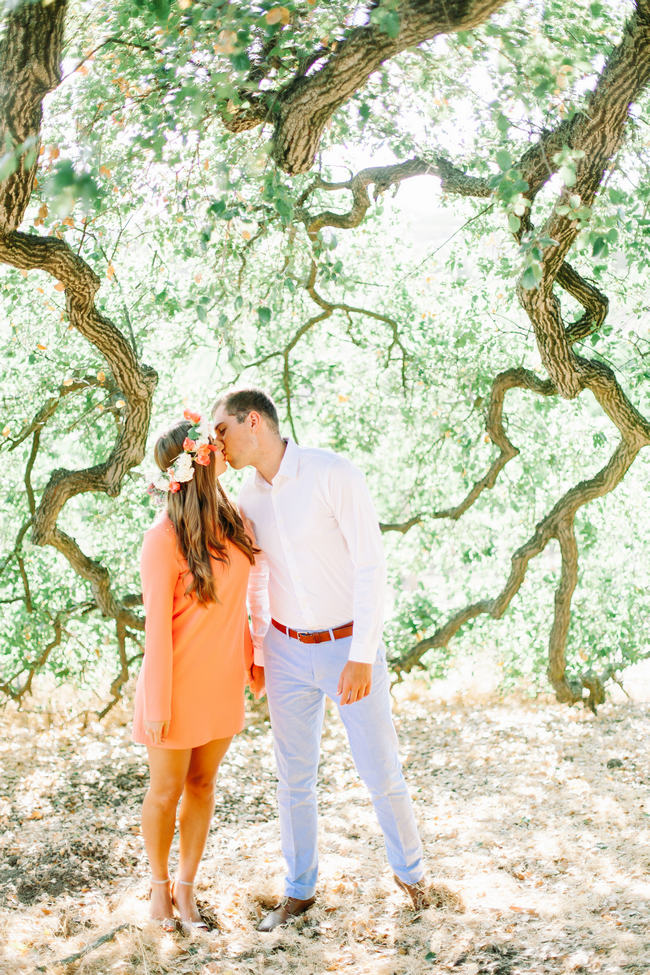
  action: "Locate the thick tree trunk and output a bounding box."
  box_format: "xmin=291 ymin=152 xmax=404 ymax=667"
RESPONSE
xmin=0 ymin=0 xmax=66 ymax=232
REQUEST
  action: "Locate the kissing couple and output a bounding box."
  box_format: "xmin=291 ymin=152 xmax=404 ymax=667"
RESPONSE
xmin=132 ymin=388 xmax=429 ymax=932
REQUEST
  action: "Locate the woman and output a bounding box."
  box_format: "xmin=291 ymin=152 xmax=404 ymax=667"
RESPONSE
xmin=132 ymin=410 xmax=263 ymax=931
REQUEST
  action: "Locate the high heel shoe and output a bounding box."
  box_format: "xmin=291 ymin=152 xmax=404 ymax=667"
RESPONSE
xmin=171 ymin=878 xmax=210 ymax=932
xmin=149 ymin=877 xmax=178 ymax=933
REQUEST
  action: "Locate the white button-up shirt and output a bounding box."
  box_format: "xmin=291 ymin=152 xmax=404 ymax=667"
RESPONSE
xmin=241 ymin=439 xmax=386 ymax=665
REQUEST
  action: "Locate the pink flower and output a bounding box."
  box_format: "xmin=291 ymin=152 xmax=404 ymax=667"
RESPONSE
xmin=182 ymin=437 xmax=196 ymax=451
xmin=169 ymin=479 xmax=181 ymax=493
xmin=183 ymin=409 xmax=201 ymax=424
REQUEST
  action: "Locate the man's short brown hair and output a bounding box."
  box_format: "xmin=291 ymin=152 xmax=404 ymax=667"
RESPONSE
xmin=213 ymin=388 xmax=279 ymax=431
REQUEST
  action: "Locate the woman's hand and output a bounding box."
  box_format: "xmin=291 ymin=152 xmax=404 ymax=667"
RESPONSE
xmin=144 ymin=719 xmax=169 ymax=746
xmin=248 ymin=664 xmax=265 ymax=700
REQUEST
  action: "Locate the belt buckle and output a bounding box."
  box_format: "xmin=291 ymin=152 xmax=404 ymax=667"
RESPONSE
xmin=295 ymin=630 xmax=311 ymax=643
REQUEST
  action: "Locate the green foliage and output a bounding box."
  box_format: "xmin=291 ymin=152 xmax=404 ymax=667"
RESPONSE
xmin=0 ymin=132 xmax=38 ymax=181
xmin=370 ymin=0 xmax=401 ymax=38
xmin=43 ymin=161 xmax=102 ymax=216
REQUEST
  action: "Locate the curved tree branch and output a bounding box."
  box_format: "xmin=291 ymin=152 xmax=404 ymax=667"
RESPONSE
xmin=518 ymin=3 xmax=650 ymax=398
xmin=380 ymin=515 xmax=423 ymax=534
xmin=0 ymin=601 xmax=94 ymax=702
xmin=395 ymin=438 xmax=641 ymax=711
xmin=222 ymin=0 xmax=509 ymax=174
xmin=381 ymin=368 xmax=556 ymax=530
xmin=0 ymin=1 xmax=153 ymax=661
xmin=0 ymin=239 xmax=154 ymax=632
xmin=433 ymin=367 xmax=556 ymax=520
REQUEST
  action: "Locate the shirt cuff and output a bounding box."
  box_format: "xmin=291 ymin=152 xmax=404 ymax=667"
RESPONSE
xmin=347 ymin=639 xmax=379 ymax=664
xmin=253 ymin=643 xmax=265 ymax=667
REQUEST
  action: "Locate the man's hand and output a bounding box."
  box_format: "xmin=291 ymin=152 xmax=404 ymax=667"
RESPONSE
xmin=144 ymin=719 xmax=169 ymax=746
xmin=249 ymin=664 xmax=266 ymax=700
xmin=337 ymin=661 xmax=372 ymax=706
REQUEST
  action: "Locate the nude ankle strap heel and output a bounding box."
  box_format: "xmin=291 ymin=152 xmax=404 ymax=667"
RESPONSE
xmin=148 ymin=878 xmax=177 ymax=932
xmin=171 ymin=877 xmax=209 ymax=932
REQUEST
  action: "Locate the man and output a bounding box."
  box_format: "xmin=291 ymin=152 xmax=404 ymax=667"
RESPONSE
xmin=213 ymin=388 xmax=428 ymax=931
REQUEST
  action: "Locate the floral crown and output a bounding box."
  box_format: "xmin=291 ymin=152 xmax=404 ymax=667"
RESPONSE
xmin=147 ymin=409 xmax=220 ymax=496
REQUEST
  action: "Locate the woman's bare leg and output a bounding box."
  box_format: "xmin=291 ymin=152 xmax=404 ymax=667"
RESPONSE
xmin=142 ymin=746 xmax=191 ymax=920
xmin=174 ymin=736 xmax=232 ymax=922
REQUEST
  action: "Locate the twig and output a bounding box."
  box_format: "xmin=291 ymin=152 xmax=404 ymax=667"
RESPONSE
xmin=380 ymin=515 xmax=422 ymax=534
xmin=39 ymin=922 xmax=133 ymax=969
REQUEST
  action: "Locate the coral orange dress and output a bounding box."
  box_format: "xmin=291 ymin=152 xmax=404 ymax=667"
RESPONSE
xmin=132 ymin=512 xmax=254 ymax=749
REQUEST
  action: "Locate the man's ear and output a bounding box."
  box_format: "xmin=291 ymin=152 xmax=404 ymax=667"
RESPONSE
xmin=248 ymin=410 xmax=261 ymax=430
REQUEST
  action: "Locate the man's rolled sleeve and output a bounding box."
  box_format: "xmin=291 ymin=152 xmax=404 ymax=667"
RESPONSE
xmin=242 ymin=513 xmax=270 ymax=667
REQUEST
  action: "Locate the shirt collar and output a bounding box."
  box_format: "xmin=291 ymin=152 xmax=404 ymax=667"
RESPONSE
xmin=255 ymin=438 xmax=299 ymax=487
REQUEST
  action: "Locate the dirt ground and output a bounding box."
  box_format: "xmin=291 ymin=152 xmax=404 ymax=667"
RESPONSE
xmin=0 ymin=677 xmax=648 ymax=975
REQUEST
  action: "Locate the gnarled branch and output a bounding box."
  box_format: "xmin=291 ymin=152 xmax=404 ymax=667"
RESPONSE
xmin=395 ymin=438 xmax=641 ymax=711
xmin=0 ymin=0 xmax=152 ymax=685
xmin=222 ymin=1 xmax=509 ymax=174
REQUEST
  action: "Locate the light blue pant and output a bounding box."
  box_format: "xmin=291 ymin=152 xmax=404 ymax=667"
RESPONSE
xmin=263 ymin=623 xmax=424 ymax=899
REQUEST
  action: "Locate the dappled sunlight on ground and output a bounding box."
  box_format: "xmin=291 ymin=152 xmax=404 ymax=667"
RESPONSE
xmin=0 ymin=679 xmax=649 ymax=974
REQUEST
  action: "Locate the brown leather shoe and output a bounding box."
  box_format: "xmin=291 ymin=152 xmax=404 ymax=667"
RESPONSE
xmin=393 ymin=874 xmax=430 ymax=911
xmin=256 ymin=895 xmax=316 ymax=932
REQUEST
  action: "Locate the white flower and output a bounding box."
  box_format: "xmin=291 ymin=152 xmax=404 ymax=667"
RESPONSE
xmin=197 ymin=415 xmax=214 ymax=442
xmin=153 ymin=472 xmax=170 ymax=491
xmin=173 ymin=451 xmax=195 ymax=482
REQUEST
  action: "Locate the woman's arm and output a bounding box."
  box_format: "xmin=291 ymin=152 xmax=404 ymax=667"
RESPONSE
xmin=140 ymin=525 xmax=180 ymax=727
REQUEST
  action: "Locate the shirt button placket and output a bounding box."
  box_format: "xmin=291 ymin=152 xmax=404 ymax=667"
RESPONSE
xmin=274 ymin=483 xmax=311 ymax=623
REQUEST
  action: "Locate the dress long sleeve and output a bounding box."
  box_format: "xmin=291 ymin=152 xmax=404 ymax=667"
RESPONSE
xmin=140 ymin=524 xmax=180 ymax=723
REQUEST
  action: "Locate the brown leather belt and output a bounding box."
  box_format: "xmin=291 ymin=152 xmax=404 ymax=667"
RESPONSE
xmin=271 ymin=619 xmax=353 ymax=644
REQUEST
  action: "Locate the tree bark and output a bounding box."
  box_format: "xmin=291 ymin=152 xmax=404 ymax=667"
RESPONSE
xmin=223 ymin=0 xmax=509 ymax=174
xmin=0 ymin=1 xmax=156 ymax=642
xmin=0 ymin=0 xmax=66 ymax=232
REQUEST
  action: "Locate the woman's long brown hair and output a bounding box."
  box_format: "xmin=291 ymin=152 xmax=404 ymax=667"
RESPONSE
xmin=154 ymin=419 xmax=256 ymax=604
